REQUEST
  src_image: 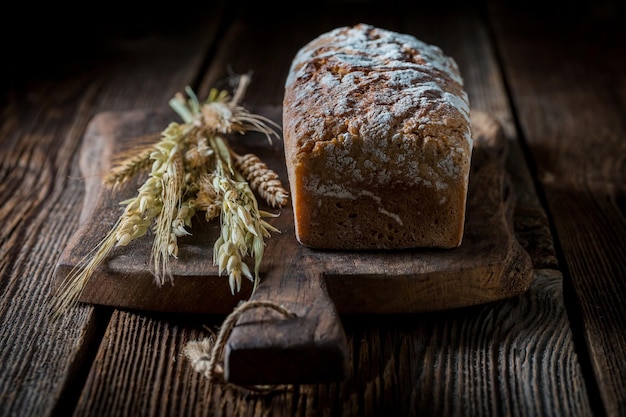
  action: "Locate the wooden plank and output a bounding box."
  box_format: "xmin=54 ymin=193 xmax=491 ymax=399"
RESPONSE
xmin=73 ymin=272 xmax=589 ymax=417
xmin=70 ymin=4 xmax=593 ymax=416
xmin=0 ymin=4 xmax=228 ymax=417
xmin=211 ymin=3 xmax=590 ymax=412
xmin=51 ymin=106 xmax=532 ymax=384
xmin=488 ymin=2 xmax=626 ymax=416
xmin=53 ymin=108 xmax=531 ymax=316
xmin=225 ymin=110 xmax=532 ymax=385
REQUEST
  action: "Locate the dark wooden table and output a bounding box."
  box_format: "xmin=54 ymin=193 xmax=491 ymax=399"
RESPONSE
xmin=1 ymin=1 xmax=625 ymax=416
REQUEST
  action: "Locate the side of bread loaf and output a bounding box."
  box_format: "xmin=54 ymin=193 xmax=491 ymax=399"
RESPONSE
xmin=282 ymin=23 xmax=472 ymax=249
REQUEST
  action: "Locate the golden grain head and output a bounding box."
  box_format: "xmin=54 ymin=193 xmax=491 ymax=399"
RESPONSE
xmin=52 ymin=78 xmax=287 ymax=317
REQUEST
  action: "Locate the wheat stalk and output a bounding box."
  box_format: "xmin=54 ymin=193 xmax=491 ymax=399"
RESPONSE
xmin=51 ymin=74 xmax=288 ymax=316
xmin=234 ymin=153 xmax=289 ymax=208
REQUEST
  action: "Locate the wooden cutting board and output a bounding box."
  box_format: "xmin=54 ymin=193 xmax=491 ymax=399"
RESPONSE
xmin=53 ymin=107 xmax=533 ymax=385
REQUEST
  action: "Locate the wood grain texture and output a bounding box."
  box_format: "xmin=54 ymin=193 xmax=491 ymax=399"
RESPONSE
xmin=225 ymin=259 xmax=349 ymax=385
xmin=69 ymin=6 xmax=591 ymax=416
xmin=199 ymin=5 xmax=589 ymax=414
xmin=0 ymin=1 xmax=605 ymax=416
xmin=52 ymin=107 xmax=532 ymax=385
xmin=53 ymin=107 xmax=531 ymax=318
xmin=73 ymin=270 xmax=589 ymax=417
xmin=433 ymin=8 xmax=559 ymax=271
xmin=0 ymin=4 xmax=227 ymax=417
xmin=489 ymin=2 xmax=626 ymax=415
xmin=0 ymin=79 xmax=102 ymax=417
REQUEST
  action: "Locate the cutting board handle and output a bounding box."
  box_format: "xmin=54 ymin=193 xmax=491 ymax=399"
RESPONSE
xmin=224 ymin=255 xmax=349 ymax=385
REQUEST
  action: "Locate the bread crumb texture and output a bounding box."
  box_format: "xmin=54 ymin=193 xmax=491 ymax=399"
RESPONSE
xmin=283 ymin=23 xmax=472 ymax=249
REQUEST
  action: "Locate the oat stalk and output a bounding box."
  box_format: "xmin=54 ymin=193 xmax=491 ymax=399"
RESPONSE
xmin=51 ymin=74 xmax=288 ymax=317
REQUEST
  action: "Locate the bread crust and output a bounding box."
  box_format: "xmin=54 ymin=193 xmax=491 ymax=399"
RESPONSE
xmin=283 ymin=23 xmax=472 ymax=249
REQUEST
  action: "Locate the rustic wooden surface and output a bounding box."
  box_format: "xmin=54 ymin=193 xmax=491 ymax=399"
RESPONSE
xmin=1 ymin=0 xmax=624 ymax=416
xmin=53 ymin=108 xmax=531 ymax=314
xmin=52 ymin=96 xmax=533 ymax=385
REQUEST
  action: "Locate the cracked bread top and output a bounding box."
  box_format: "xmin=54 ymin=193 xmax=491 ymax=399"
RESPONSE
xmin=283 ymin=23 xmax=472 ymax=188
xmin=282 ymin=23 xmax=473 ymax=248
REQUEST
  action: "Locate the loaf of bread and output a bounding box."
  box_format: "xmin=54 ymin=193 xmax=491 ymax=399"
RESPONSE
xmin=282 ymin=23 xmax=472 ymax=249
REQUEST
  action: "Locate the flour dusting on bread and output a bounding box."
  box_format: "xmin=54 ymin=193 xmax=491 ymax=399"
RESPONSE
xmin=283 ymin=24 xmax=473 ymax=249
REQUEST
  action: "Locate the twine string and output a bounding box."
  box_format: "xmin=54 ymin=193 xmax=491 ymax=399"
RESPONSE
xmin=185 ymin=299 xmax=296 ymax=394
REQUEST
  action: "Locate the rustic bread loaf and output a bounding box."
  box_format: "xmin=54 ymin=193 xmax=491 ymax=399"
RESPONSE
xmin=282 ymin=23 xmax=472 ymax=249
